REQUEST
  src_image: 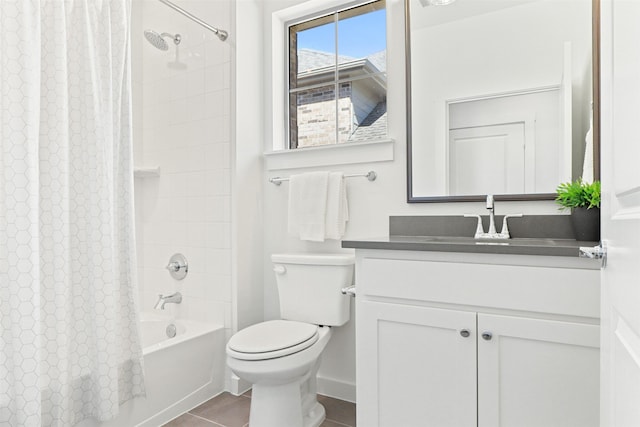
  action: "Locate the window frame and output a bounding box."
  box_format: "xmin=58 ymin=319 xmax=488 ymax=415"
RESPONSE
xmin=285 ymin=0 xmax=387 ymax=150
xmin=266 ymin=0 xmax=394 ymax=170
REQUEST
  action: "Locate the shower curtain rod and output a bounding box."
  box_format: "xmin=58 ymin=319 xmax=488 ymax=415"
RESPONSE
xmin=157 ymin=0 xmax=228 ymax=41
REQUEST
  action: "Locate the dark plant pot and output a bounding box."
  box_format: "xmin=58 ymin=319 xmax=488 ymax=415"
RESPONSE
xmin=571 ymin=207 xmax=601 ymax=241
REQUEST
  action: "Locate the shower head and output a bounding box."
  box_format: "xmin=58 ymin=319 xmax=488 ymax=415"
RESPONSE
xmin=144 ymin=29 xmax=181 ymax=51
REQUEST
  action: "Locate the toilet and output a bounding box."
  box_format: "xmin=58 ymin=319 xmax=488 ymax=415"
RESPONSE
xmin=226 ymin=253 xmax=355 ymax=427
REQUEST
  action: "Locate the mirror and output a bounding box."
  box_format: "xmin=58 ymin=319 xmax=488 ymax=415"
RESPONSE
xmin=406 ymin=0 xmax=599 ymax=202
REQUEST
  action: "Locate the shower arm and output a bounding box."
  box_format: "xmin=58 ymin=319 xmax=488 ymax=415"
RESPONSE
xmin=157 ymin=0 xmax=228 ymax=41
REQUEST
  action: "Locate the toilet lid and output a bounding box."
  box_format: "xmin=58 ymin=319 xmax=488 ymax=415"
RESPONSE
xmin=227 ymin=320 xmax=319 ymax=361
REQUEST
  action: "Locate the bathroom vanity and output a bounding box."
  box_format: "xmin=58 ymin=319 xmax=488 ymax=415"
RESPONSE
xmin=343 ymin=217 xmax=601 ymax=427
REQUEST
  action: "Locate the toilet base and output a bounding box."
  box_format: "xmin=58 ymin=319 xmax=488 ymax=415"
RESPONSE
xmin=304 ymin=402 xmax=326 ymax=427
xmin=227 ymin=326 xmax=333 ymax=427
xmin=250 ymin=381 xmax=325 ymax=427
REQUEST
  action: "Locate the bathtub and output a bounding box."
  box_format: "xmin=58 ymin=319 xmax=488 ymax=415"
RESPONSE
xmin=91 ymin=313 xmax=225 ymax=427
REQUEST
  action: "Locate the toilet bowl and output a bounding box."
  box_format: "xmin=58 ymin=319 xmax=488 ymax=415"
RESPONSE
xmin=227 ymin=321 xmax=332 ymax=427
xmin=226 ymin=253 xmax=354 ymax=427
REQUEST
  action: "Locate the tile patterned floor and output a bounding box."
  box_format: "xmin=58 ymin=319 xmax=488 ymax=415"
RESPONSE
xmin=163 ymin=391 xmax=356 ymax=427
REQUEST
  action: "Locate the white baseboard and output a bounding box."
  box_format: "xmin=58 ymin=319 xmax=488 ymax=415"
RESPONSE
xmin=317 ymin=375 xmax=356 ymax=403
xmin=226 ymin=374 xmax=355 ymax=402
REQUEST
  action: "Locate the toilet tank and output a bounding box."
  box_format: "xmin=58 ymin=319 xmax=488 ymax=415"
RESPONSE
xmin=272 ymin=253 xmax=355 ymax=326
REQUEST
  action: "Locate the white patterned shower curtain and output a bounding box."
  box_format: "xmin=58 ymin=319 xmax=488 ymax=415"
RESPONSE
xmin=0 ymin=0 xmax=145 ymax=426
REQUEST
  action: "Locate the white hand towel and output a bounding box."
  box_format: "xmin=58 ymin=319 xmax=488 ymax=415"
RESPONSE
xmin=288 ymin=171 xmax=330 ymax=241
xmin=325 ymin=172 xmax=349 ymax=240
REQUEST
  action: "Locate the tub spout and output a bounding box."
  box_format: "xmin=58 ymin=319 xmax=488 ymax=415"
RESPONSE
xmin=154 ymin=292 xmax=182 ymax=310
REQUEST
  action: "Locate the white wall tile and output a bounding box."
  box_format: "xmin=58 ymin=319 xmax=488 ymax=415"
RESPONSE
xmin=205 ymin=248 xmax=231 ymax=276
xmin=167 ymin=73 xmax=188 ymax=101
xmin=204 ymin=196 xmax=226 ymax=222
xmin=183 ymin=197 xmax=206 ymax=222
xmin=204 ymin=90 xmax=226 ymax=119
xmin=176 ymin=298 xmax=230 ymax=327
xmin=186 ymin=222 xmax=208 ymax=247
xmin=183 ymin=43 xmax=207 ymax=70
xmin=205 ymin=40 xmax=230 ymax=68
xmin=186 ymin=68 xmax=206 ymax=97
xmin=223 ymin=64 xmax=230 ymax=89
xmin=205 ymin=64 xmax=225 ymax=93
xmin=168 ymin=98 xmax=188 ymax=125
xmin=136 ymin=0 xmax=233 ymax=331
xmin=187 ymin=94 xmax=207 ymax=122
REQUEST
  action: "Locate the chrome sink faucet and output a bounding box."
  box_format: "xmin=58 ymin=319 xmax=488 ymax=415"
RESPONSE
xmin=464 ymin=195 xmax=523 ymax=239
xmin=486 ymin=195 xmax=497 ymax=235
xmin=154 ymin=292 xmax=182 ymax=310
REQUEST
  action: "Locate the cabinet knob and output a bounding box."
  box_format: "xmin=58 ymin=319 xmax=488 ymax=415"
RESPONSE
xmin=482 ymin=332 xmax=493 ymax=341
xmin=459 ymin=329 xmax=471 ymax=338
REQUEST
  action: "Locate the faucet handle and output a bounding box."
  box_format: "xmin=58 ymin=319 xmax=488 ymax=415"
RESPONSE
xmin=166 ymin=253 xmax=188 ymax=280
xmin=500 ymin=214 xmax=523 ymax=238
xmin=464 ymin=214 xmax=484 ymax=238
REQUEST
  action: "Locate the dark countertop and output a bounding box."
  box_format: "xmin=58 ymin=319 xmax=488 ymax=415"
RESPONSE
xmin=342 ymin=235 xmax=599 ymax=257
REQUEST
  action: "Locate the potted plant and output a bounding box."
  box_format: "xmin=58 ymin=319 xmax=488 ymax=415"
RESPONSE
xmin=555 ymin=179 xmax=601 ymax=241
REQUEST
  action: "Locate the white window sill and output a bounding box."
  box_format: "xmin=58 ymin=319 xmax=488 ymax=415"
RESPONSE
xmin=263 ymin=139 xmax=394 ymax=171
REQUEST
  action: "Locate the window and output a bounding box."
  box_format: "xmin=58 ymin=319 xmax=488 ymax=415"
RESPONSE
xmin=288 ymin=0 xmax=387 ymax=149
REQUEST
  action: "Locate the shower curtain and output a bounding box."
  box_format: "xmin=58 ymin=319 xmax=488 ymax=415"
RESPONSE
xmin=0 ymin=0 xmax=145 ymax=425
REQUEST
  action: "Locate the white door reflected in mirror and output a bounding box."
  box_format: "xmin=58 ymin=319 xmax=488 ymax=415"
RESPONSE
xmin=450 ymin=123 xmax=525 ymax=195
xmin=446 ymin=84 xmax=571 ymax=195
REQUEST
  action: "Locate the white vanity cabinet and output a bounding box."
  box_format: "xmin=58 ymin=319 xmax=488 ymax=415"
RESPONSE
xmin=355 ymin=249 xmax=600 ymax=427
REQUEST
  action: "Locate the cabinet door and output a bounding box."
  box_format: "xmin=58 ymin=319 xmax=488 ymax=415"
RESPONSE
xmin=477 ymin=313 xmax=600 ymax=427
xmin=357 ymin=301 xmax=477 ymax=427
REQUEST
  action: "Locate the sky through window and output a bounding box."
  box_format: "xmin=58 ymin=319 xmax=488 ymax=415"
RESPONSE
xmin=297 ymin=9 xmax=386 ymax=59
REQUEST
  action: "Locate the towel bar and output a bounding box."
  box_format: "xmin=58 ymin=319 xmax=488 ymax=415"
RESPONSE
xmin=269 ymin=171 xmax=377 ymax=186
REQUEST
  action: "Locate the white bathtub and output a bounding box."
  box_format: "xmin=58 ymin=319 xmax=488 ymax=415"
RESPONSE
xmin=91 ymin=313 xmax=225 ymax=427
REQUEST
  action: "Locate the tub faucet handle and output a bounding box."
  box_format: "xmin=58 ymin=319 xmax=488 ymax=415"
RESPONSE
xmin=165 ymin=253 xmax=188 ymax=280
xmin=166 ymin=261 xmax=181 ymax=272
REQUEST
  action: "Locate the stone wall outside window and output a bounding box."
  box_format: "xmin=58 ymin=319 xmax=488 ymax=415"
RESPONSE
xmin=296 ymin=83 xmax=353 ymax=147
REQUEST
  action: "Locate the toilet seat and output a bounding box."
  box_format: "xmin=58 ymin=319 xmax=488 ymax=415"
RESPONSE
xmin=227 ymin=320 xmax=319 ymax=361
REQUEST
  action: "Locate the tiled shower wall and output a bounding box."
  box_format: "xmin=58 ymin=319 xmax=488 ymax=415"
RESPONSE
xmin=131 ymin=0 xmax=232 ymax=330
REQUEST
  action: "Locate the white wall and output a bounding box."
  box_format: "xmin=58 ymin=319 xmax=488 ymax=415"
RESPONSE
xmin=132 ymin=0 xmax=233 ymax=334
xmin=251 ymin=0 xmax=564 ymax=402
